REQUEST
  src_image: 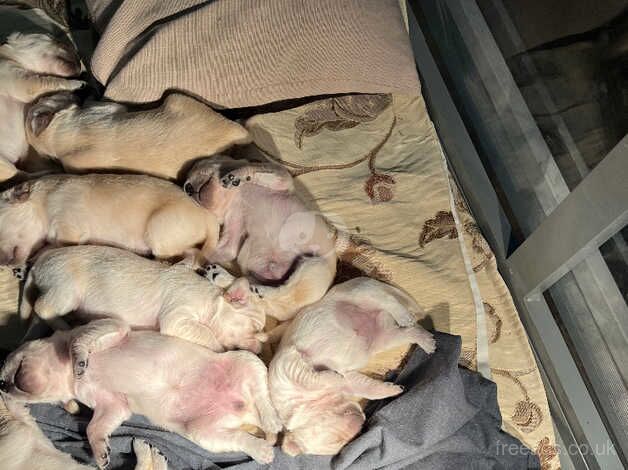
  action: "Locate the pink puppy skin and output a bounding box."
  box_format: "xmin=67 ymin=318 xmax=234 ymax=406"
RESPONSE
xmin=0 ymin=320 xmax=281 ymax=468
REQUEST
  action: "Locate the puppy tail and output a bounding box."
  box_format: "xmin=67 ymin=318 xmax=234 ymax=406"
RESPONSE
xmin=19 ymin=272 xmax=35 ymax=320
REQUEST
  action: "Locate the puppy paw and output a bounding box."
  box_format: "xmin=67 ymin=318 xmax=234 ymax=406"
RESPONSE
xmin=11 ymin=265 xmax=26 ymax=281
xmin=63 ymin=399 xmax=80 ymax=414
xmin=94 ymin=439 xmax=111 ymax=469
xmin=72 ymin=350 xmax=89 ymax=378
xmin=133 ymin=439 xmax=167 ymax=470
xmin=249 ymin=284 xmax=265 ymax=299
xmin=250 ymin=440 xmax=274 ymax=465
xmin=64 ymin=79 xmax=86 ymax=91
xmin=264 ymin=431 xmax=278 ymax=446
xmin=419 ymin=331 xmax=436 ymax=355
xmin=203 ymin=264 xmax=235 ymax=288
xmin=405 ymin=327 xmax=436 ymax=355
xmin=220 ymin=173 xmax=242 ymax=188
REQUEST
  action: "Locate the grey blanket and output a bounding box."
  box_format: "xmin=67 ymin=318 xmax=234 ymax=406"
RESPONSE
xmin=29 ymin=333 xmax=540 ymax=469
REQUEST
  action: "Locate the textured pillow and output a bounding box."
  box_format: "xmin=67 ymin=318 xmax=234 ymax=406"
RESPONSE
xmin=86 ymin=0 xmax=420 ymax=108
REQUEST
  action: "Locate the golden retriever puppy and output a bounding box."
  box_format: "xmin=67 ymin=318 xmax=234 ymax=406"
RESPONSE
xmin=269 ymin=277 xmax=435 ymax=456
xmin=25 ymin=91 xmax=251 ymax=180
xmin=0 ymin=394 xmax=167 ymax=470
xmin=21 ymin=245 xmax=268 ymax=353
xmin=184 ymin=156 xmax=337 ymax=320
xmin=0 ymin=320 xmax=282 ymax=467
xmin=0 ymin=32 xmax=83 ymax=181
xmin=0 ymin=174 xmax=219 ymax=267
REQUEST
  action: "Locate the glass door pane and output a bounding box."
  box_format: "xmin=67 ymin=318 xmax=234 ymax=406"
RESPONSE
xmin=544 ymin=226 xmax=628 ymax=453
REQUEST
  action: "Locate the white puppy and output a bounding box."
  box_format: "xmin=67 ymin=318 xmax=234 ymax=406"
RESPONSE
xmin=0 ymin=174 xmax=219 ymax=267
xmin=269 ymin=277 xmax=436 ymax=456
xmin=0 ymin=393 xmax=167 ymax=470
xmin=21 ymin=245 xmax=268 ymax=353
xmin=1 ymin=321 xmax=282 ymax=466
xmin=25 ymin=92 xmax=251 ymax=180
xmin=184 ymin=156 xmax=337 ymax=320
xmin=0 ymin=32 xmax=83 ymax=181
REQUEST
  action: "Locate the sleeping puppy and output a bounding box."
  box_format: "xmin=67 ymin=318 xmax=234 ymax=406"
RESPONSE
xmin=0 ymin=320 xmax=282 ymax=466
xmin=0 ymin=32 xmax=83 ymax=181
xmin=21 ymin=245 xmax=268 ymax=353
xmin=0 ymin=174 xmax=219 ymax=268
xmin=25 ymin=91 xmax=251 ymax=180
xmin=184 ymin=156 xmax=337 ymax=320
xmin=268 ymin=277 xmax=435 ymax=456
xmin=0 ymin=393 xmax=167 ymax=470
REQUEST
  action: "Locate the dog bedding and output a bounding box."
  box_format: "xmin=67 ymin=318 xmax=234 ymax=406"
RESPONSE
xmin=0 ymin=92 xmax=560 ymax=469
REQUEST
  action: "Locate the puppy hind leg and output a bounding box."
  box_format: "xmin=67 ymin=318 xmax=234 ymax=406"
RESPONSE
xmin=338 ymin=278 xmax=421 ymax=327
xmin=87 ymin=399 xmax=131 ymax=469
xmin=185 ymin=425 xmax=274 ymax=465
xmin=373 ymin=325 xmax=436 ymax=355
xmin=342 ymin=371 xmax=403 ymax=399
xmin=240 ymin=354 xmax=282 ymax=436
xmin=255 ymin=256 xmax=335 ymax=321
xmin=33 ymin=287 xmax=77 ymax=321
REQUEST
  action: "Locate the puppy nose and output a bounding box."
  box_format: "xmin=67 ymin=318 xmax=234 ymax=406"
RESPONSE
xmin=184 ymin=182 xmax=194 ymax=196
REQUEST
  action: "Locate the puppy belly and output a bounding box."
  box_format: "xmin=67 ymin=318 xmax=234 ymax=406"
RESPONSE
xmin=334 ymin=301 xmax=382 ymax=348
xmin=167 ymin=359 xmax=247 ymax=424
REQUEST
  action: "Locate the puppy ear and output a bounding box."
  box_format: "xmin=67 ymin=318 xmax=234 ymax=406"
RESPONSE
xmin=224 ymin=277 xmax=250 ymax=307
xmin=6 ymin=181 xmax=32 ymax=203
xmin=28 ymin=109 xmax=55 ymax=137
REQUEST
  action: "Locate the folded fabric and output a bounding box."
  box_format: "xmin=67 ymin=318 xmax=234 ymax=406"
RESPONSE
xmin=85 ymin=0 xmax=420 ymax=108
xmin=30 ymin=332 xmax=540 ymax=469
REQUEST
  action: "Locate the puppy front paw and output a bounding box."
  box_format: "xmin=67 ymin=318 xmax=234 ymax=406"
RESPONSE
xmin=11 ymin=265 xmax=26 ymax=281
xmin=203 ymin=264 xmax=235 ymax=288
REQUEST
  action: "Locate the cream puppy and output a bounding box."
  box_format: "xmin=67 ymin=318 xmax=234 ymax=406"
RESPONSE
xmin=25 ymin=91 xmax=251 ymax=180
xmin=0 ymin=393 xmax=167 ymax=470
xmin=269 ymin=277 xmax=436 ymax=456
xmin=21 ymin=245 xmax=268 ymax=353
xmin=0 ymin=321 xmax=282 ymax=467
xmin=0 ymin=32 xmax=83 ymax=181
xmin=184 ymin=156 xmax=337 ymax=320
xmin=0 ymin=174 xmax=219 ymax=267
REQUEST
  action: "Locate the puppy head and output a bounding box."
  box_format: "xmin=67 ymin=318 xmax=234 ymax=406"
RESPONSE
xmin=0 ymin=181 xmax=46 ymax=265
xmin=217 ymin=277 xmax=268 ymax=353
xmin=183 ymin=155 xmax=244 ymax=215
xmin=25 ymin=91 xmax=80 ymax=139
xmin=0 ymin=331 xmax=74 ymax=404
xmin=282 ymin=401 xmax=365 ymax=456
xmin=4 ymin=32 xmax=80 ymax=77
